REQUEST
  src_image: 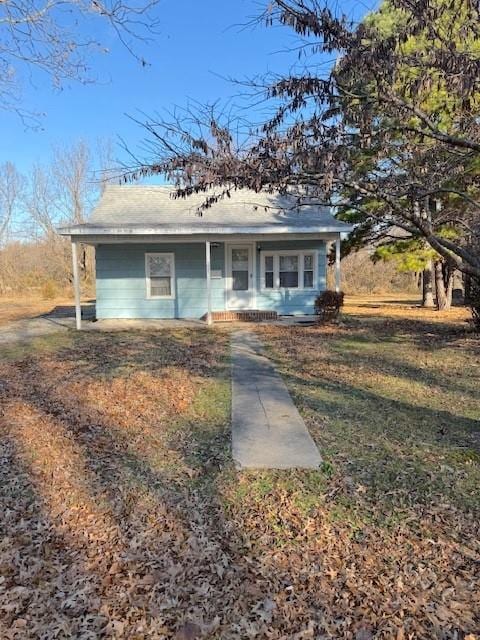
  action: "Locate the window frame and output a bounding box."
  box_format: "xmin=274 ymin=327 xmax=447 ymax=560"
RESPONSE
xmin=145 ymin=252 xmax=176 ymax=300
xmin=260 ymin=249 xmax=318 ymax=291
xmin=264 ymin=254 xmax=275 ymax=290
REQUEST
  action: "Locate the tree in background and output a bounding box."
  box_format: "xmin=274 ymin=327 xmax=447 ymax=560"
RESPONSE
xmin=337 ymin=0 xmax=480 ymax=310
xmin=0 ymin=163 xmax=27 ymax=296
xmin=0 ymin=140 xmax=111 ymax=296
xmin=0 ymin=162 xmax=25 ymax=246
xmin=0 ymin=0 xmax=160 ymax=122
xmin=373 ymin=232 xmax=461 ymax=310
xmin=467 ymin=233 xmax=480 ymax=328
xmin=332 ymin=248 xmax=418 ymax=296
xmin=128 ymin=0 xmax=480 ymax=316
xmin=25 ymin=141 xmax=103 ymax=280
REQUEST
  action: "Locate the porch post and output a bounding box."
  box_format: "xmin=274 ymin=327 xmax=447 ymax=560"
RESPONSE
xmin=252 ymin=241 xmax=257 ymax=309
xmin=71 ymin=240 xmax=82 ymax=330
xmin=335 ymin=236 xmax=341 ymax=293
xmin=205 ymin=240 xmax=212 ymax=325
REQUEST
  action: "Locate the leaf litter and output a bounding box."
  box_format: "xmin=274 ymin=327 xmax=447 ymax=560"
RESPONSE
xmin=0 ymin=320 xmax=478 ymax=639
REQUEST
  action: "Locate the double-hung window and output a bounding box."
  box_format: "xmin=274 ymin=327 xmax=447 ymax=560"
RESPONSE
xmin=261 ymin=250 xmax=317 ymax=290
xmin=145 ymin=253 xmax=175 ymax=299
xmin=264 ymin=255 xmax=274 ymax=289
xmin=303 ymin=254 xmax=314 ymax=288
xmin=279 ymin=255 xmax=299 ymax=288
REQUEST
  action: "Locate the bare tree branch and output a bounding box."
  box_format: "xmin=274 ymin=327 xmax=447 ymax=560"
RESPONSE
xmin=0 ymin=0 xmax=161 ymax=119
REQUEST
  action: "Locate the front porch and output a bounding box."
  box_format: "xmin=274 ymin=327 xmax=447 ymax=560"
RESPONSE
xmin=36 ymin=303 xmax=334 ymax=334
xmin=59 ymin=185 xmax=352 ymax=329
xmin=69 ymin=235 xmax=344 ymax=329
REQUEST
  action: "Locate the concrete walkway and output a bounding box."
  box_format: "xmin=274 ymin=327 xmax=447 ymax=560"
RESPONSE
xmin=0 ymin=315 xmax=205 ymax=345
xmin=231 ymin=330 xmax=322 ymax=469
xmin=0 ymin=316 xmax=71 ymax=345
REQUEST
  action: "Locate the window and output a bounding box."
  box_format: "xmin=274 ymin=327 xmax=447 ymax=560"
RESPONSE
xmin=304 ymin=254 xmax=314 ymax=288
xmin=145 ymin=253 xmax=175 ymax=299
xmin=261 ymin=251 xmax=317 ymax=290
xmin=264 ymin=255 xmax=274 ymax=289
xmin=279 ymin=255 xmax=299 ymax=288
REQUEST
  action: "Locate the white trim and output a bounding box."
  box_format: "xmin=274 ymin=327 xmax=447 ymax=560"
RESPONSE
xmin=145 ymin=252 xmax=176 ymax=300
xmin=252 ymin=241 xmax=257 ymax=309
xmin=205 ymin=241 xmax=212 ymax=325
xmin=224 ymin=242 xmax=228 ymax=309
xmin=59 ymin=224 xmax=353 ymax=237
xmin=64 ymin=232 xmax=348 ymax=245
xmin=225 ymin=242 xmax=255 ymax=310
xmin=335 ymin=238 xmax=341 ymax=293
xmin=71 ymin=241 xmax=82 ymax=330
xmin=260 ymin=249 xmax=318 ymax=292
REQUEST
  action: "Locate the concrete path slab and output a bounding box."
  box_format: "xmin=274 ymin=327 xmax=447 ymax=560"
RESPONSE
xmin=0 ymin=316 xmax=205 ymax=346
xmin=231 ymin=330 xmax=322 ymax=469
xmin=0 ymin=316 xmax=71 ymax=345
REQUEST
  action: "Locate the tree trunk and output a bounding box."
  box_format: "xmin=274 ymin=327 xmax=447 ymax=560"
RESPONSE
xmin=80 ymin=244 xmax=87 ymax=279
xmin=422 ymin=261 xmax=435 ymax=307
xmin=434 ymin=260 xmax=454 ymax=310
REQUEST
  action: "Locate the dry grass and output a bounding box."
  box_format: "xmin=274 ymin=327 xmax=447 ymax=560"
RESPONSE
xmin=244 ymin=301 xmax=479 ymax=638
xmin=0 ymin=299 xmax=479 ymax=639
xmin=0 ymin=295 xmax=86 ymax=327
xmin=0 ymin=297 xmax=58 ymax=325
xmin=0 ymin=329 xmax=233 ymax=639
xmin=344 ymin=293 xmax=471 ymax=325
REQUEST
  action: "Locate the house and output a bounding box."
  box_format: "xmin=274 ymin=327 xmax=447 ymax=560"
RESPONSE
xmin=58 ymin=185 xmax=352 ymax=327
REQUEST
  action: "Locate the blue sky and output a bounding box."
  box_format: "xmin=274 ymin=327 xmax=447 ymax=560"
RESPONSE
xmin=1 ymin=0 xmax=375 ymax=176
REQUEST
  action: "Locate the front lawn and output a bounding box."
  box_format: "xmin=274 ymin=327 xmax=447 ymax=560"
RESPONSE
xmin=0 ymin=329 xmax=232 ymax=639
xmin=0 ymin=307 xmax=478 ymax=639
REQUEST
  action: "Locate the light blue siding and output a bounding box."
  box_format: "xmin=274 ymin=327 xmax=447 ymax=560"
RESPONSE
xmin=96 ymin=243 xmax=225 ymax=319
xmin=255 ymin=239 xmax=326 ymax=315
xmin=95 ymin=239 xmax=326 ymax=319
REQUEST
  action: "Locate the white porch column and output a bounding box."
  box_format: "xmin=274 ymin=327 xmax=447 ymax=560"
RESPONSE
xmin=335 ymin=236 xmax=341 ymax=293
xmin=205 ymin=240 xmax=212 ymax=325
xmin=71 ymin=240 xmax=82 ymax=330
xmin=252 ymin=241 xmax=257 ymax=309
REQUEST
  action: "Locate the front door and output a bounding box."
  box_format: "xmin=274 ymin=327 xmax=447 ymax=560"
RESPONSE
xmin=227 ymin=244 xmax=254 ymax=309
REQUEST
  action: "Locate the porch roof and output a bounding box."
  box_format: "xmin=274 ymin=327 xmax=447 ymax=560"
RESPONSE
xmin=57 ymin=185 xmax=353 ymax=238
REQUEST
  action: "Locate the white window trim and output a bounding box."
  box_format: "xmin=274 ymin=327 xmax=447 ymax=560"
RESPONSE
xmin=260 ymin=249 xmax=318 ymax=291
xmin=145 ymin=252 xmax=176 ymax=300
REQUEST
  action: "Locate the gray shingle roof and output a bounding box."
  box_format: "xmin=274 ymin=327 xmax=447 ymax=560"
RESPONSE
xmin=58 ymin=185 xmax=352 ymax=236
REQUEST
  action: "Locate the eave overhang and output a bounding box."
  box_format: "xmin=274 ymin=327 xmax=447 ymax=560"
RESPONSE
xmin=57 ymin=223 xmax=354 ymax=238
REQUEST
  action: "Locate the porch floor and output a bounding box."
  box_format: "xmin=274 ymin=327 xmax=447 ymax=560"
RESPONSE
xmin=41 ymin=304 xmax=318 ymax=331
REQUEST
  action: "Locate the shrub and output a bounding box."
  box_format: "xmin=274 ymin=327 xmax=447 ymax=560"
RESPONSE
xmin=314 ymin=290 xmax=345 ymax=322
xmin=41 ymin=280 xmax=58 ymax=300
xmin=468 ymin=277 xmax=480 ymax=331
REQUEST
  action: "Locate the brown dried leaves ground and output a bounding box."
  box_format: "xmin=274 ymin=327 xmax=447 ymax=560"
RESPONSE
xmin=0 ymin=309 xmax=479 ymax=639
xmin=0 ymin=330 xmax=237 ymax=639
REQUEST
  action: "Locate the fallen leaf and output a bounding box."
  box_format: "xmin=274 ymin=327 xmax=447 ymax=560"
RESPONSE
xmin=175 ymin=622 xmax=202 ymax=640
